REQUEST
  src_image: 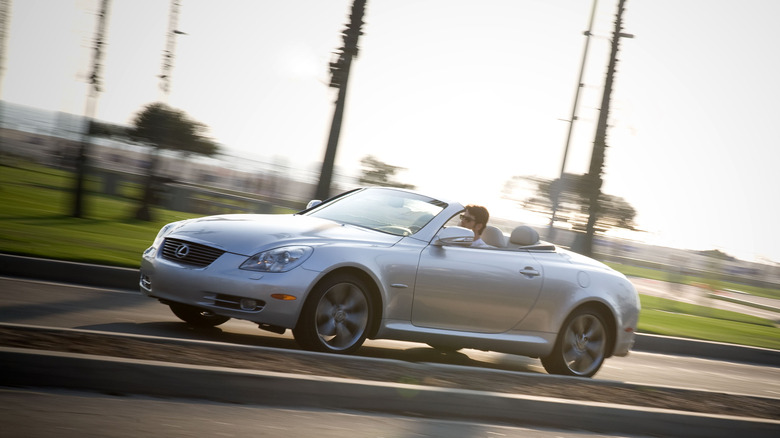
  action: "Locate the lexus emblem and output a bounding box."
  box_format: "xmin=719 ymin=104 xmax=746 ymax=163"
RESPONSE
xmin=174 ymin=243 xmax=190 ymax=259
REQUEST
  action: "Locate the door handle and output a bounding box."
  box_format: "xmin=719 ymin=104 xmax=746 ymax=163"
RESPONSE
xmin=519 ymin=267 xmax=540 ymax=278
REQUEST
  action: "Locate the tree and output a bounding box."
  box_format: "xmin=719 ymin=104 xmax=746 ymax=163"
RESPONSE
xmin=358 ymin=155 xmax=416 ymax=190
xmin=88 ymin=120 xmax=129 ymax=138
xmin=504 ymin=173 xmax=637 ymax=234
xmin=129 ymin=103 xmax=218 ymax=156
xmin=130 ymin=102 xmax=219 ymax=220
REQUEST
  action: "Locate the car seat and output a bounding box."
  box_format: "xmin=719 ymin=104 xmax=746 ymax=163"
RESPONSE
xmin=509 ymin=225 xmax=540 ymax=247
xmin=481 ymin=225 xmax=508 ymax=248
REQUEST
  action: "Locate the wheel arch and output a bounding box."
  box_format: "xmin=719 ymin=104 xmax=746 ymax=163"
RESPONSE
xmin=303 ymin=266 xmax=384 ymax=339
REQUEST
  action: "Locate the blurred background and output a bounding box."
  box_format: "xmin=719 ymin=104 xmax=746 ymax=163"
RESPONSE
xmin=0 ymin=0 xmax=778 ymax=289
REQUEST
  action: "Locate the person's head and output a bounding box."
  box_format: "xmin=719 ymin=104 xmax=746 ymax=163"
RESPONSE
xmin=459 ymin=204 xmax=489 ymax=237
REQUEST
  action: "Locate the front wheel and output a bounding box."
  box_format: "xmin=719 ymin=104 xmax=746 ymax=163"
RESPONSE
xmin=293 ymin=274 xmax=373 ymax=354
xmin=541 ymin=308 xmax=608 ymax=378
xmin=169 ymin=303 xmax=230 ymax=328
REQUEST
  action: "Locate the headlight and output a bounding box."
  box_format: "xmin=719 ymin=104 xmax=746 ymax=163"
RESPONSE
xmin=240 ymin=246 xmax=313 ymax=273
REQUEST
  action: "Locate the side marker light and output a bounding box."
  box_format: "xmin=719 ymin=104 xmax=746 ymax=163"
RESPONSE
xmin=271 ymin=294 xmax=297 ymax=301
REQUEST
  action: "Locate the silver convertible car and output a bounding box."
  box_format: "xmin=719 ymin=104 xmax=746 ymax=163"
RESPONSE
xmin=140 ymin=187 xmax=639 ymax=377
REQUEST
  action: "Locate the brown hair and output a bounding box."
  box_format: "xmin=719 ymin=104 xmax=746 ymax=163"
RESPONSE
xmin=464 ymin=204 xmax=489 ymax=232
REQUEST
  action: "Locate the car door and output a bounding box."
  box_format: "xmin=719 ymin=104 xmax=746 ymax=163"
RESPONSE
xmin=411 ymin=244 xmax=544 ymax=333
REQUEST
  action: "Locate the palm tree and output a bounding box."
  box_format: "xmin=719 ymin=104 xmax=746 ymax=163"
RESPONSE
xmin=315 ymin=0 xmax=367 ymax=200
xmin=129 ymin=102 xmax=218 ymax=220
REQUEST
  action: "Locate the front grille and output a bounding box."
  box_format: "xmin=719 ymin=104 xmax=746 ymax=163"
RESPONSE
xmin=162 ymin=238 xmax=225 ymax=267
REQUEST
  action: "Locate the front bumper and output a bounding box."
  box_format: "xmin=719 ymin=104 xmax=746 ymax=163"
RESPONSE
xmin=140 ymin=248 xmax=319 ymax=328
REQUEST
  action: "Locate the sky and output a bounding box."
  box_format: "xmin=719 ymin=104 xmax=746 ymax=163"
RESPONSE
xmin=2 ymin=0 xmax=779 ymax=264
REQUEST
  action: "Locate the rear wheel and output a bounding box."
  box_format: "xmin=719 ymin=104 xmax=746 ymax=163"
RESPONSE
xmin=169 ymin=303 xmax=230 ymax=328
xmin=293 ymin=274 xmax=373 ymax=354
xmin=541 ymin=307 xmax=607 ymax=377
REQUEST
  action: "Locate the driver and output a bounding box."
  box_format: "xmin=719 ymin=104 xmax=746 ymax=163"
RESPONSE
xmin=458 ymin=204 xmax=490 ymax=247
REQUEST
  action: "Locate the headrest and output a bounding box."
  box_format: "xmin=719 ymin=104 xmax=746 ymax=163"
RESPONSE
xmin=481 ymin=225 xmax=507 ymax=248
xmin=509 ymin=225 xmax=539 ymax=246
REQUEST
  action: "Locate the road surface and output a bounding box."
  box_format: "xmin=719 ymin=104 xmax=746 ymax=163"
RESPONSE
xmin=1 ymin=276 xmax=778 ymax=399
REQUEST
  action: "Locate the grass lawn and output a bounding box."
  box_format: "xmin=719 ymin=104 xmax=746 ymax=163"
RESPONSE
xmin=0 ymin=164 xmax=201 ymax=267
xmin=638 ymin=295 xmax=780 ymax=350
xmin=1 ymin=162 xmax=778 ymax=349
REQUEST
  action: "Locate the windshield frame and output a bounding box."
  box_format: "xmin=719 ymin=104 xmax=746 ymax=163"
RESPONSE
xmin=304 ymin=188 xmax=448 ymax=236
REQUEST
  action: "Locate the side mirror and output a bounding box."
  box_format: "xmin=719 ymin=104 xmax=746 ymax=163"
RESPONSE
xmin=433 ymin=226 xmax=474 ymax=247
xmin=306 ymin=200 xmax=322 ymax=209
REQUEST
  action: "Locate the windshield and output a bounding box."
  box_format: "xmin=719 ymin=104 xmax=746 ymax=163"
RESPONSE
xmin=306 ymin=188 xmax=447 ymax=236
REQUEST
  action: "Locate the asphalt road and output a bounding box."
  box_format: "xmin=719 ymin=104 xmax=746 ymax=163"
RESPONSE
xmin=2 ymin=276 xmax=779 ymax=399
xmin=0 ymin=387 xmax=621 ymax=438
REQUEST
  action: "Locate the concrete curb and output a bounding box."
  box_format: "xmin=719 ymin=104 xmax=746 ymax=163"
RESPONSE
xmin=2 ymin=253 xmax=778 ymax=366
xmin=2 ymin=347 xmax=777 ymax=438
xmin=0 ymin=254 xmax=138 ymax=290
xmin=633 ymin=332 xmax=780 ymax=367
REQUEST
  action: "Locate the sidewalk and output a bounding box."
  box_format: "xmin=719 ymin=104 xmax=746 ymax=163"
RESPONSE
xmin=630 ymin=276 xmax=780 ymax=322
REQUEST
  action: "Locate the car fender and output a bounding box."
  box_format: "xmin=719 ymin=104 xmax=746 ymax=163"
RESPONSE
xmin=300 ymin=239 xmax=426 ymax=323
xmin=515 ymin=253 xmax=637 ymax=345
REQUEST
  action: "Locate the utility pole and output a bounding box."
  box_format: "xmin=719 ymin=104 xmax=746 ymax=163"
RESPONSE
xmin=159 ymin=0 xmax=183 ymax=98
xmin=0 ymin=0 xmax=11 ymax=163
xmin=315 ymin=0 xmax=366 ymax=200
xmin=72 ymin=0 xmax=110 ymax=218
xmin=581 ymin=0 xmax=631 ymax=257
xmin=0 ymin=0 xmax=8 ymax=91
xmin=135 ymin=0 xmax=183 ymax=221
xmin=548 ymin=0 xmax=598 ymax=241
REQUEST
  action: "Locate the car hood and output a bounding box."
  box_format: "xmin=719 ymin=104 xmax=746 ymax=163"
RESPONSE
xmin=168 ymin=214 xmax=402 ymax=255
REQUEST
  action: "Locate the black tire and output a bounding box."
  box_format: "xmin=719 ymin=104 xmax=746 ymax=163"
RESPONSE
xmin=169 ymin=303 xmax=230 ymax=328
xmin=293 ymin=274 xmax=373 ymax=354
xmin=541 ymin=307 xmax=608 ymax=378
